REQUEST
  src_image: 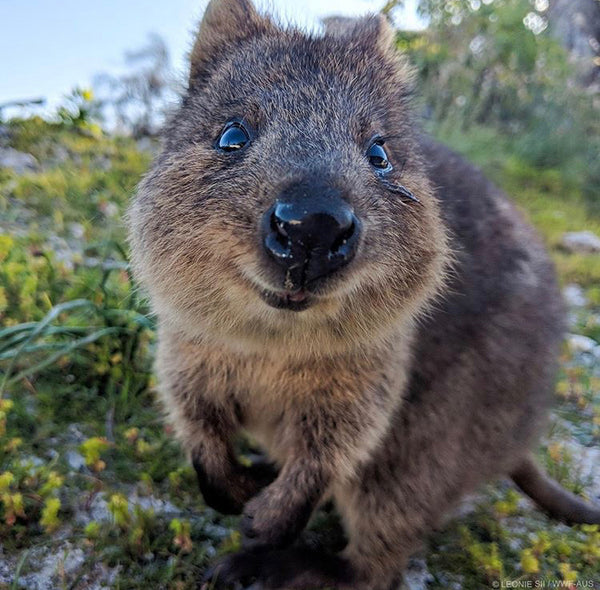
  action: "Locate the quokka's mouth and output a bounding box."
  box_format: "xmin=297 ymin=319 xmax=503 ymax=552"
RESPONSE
xmin=258 ymin=288 xmax=313 ymax=311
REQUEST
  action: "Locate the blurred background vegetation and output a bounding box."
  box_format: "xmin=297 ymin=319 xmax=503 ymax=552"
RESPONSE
xmin=0 ymin=0 xmax=599 ymax=588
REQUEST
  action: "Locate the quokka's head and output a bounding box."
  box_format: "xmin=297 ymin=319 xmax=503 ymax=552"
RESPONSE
xmin=129 ymin=0 xmax=449 ymax=356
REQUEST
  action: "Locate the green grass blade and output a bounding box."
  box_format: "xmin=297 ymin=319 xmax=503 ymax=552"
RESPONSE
xmin=0 ymin=299 xmax=97 ymax=395
xmin=5 ymin=327 xmax=120 ymax=387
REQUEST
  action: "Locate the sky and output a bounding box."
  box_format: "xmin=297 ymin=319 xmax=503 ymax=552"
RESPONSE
xmin=0 ymin=0 xmax=424 ymax=113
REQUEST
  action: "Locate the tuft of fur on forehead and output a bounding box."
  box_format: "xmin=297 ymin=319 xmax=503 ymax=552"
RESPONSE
xmin=128 ymin=0 xmax=450 ymax=359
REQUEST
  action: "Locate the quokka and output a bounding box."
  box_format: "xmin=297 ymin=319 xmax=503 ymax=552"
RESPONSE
xmin=128 ymin=0 xmax=600 ymax=587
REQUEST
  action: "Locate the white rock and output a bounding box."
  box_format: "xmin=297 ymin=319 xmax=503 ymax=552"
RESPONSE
xmin=567 ymin=334 xmax=599 ymax=354
xmin=562 ymin=231 xmax=600 ymax=254
xmin=561 ymin=440 xmax=600 ymax=502
xmin=129 ymin=492 xmax=180 ymax=516
xmin=563 ymin=284 xmax=587 ymax=307
xmin=69 ymin=223 xmax=85 ymax=240
xmin=402 ymin=558 xmax=435 ymax=590
xmin=14 ymin=543 xmax=117 ymax=590
xmin=0 ymin=147 xmax=38 ymax=174
xmin=74 ymin=494 xmax=111 ymax=524
xmin=65 ymin=450 xmax=86 ymax=471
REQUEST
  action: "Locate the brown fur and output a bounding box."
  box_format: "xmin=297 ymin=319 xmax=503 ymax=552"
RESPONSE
xmin=128 ymin=1 xmax=600 ymax=588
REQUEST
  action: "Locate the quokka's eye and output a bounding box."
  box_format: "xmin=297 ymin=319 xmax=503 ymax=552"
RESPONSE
xmin=217 ymin=122 xmax=251 ymax=152
xmin=366 ymin=140 xmax=392 ymax=172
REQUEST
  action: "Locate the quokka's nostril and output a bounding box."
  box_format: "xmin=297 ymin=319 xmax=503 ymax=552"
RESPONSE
xmin=331 ymin=220 xmax=356 ymax=254
xmin=270 ymin=211 xmax=290 ymax=249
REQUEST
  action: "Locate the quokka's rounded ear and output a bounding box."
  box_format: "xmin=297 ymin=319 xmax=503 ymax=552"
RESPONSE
xmin=189 ymin=0 xmax=274 ymax=87
xmin=323 ymin=14 xmax=396 ymax=54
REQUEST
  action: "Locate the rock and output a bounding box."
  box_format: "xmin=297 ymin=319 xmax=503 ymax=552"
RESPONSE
xmin=74 ymin=493 xmax=111 ymax=525
xmin=99 ymin=201 xmax=119 ymax=218
xmin=129 ymin=492 xmax=181 ymax=516
xmin=65 ymin=450 xmax=86 ymax=471
xmin=567 ymin=333 xmax=600 ymax=355
xmin=563 ymin=284 xmax=588 ymax=307
xmin=562 ymin=231 xmax=600 ymax=254
xmin=0 ymin=147 xmax=38 ymax=174
xmin=0 ymin=547 xmax=14 ymax=586
xmin=66 ymin=423 xmax=86 ymax=443
xmin=562 ymin=440 xmax=600 ymax=501
xmin=69 ymin=222 xmax=85 ymax=240
xmin=402 ymin=558 xmax=435 ymax=590
xmin=14 ymin=543 xmax=117 ymax=590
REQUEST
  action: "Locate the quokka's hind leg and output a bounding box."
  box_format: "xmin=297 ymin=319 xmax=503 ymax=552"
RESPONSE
xmin=333 ymin=456 xmax=473 ymax=590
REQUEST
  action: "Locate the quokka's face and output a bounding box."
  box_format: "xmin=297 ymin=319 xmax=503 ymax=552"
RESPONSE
xmin=129 ymin=0 xmax=449 ymax=354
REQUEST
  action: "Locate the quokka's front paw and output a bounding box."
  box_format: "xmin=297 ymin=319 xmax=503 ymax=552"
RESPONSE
xmin=240 ymin=485 xmax=316 ymax=548
xmin=201 ymin=546 xmax=354 ymax=590
xmin=194 ymin=457 xmax=278 ymax=516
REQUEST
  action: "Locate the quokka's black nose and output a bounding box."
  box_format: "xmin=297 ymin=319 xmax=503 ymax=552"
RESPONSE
xmin=262 ymin=183 xmax=361 ymax=287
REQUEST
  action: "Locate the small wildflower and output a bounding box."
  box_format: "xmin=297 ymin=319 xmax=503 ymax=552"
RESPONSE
xmin=2 ymin=492 xmax=25 ymax=526
xmin=84 ymin=520 xmax=101 ymax=541
xmin=129 ymin=525 xmax=144 ymax=549
xmin=0 ymin=472 xmax=15 ymax=492
xmin=220 ymin=530 xmax=242 ymax=554
xmin=170 ymin=518 xmax=193 ymax=553
xmin=555 ymin=380 xmax=569 ymax=397
xmin=136 ymin=439 xmax=152 ymax=455
xmin=40 ymin=471 xmax=64 ymax=496
xmin=494 ymin=489 xmax=520 ymax=517
xmin=555 ymin=539 xmax=572 ymax=558
xmin=81 ymin=88 xmax=94 ymax=101
xmin=139 ymin=472 xmax=153 ymax=494
xmin=108 ymin=493 xmax=130 ymax=527
xmin=582 ymin=525 xmax=600 ymax=563
xmin=5 ymin=438 xmax=22 ymax=452
xmin=0 ymin=399 xmax=14 ymax=412
xmin=531 ymin=532 xmax=552 ymax=555
xmin=520 ymin=549 xmax=539 ymax=574
xmin=40 ymin=497 xmax=61 ymax=533
xmin=558 ymin=562 xmax=577 ymax=583
xmin=124 ymin=427 xmax=139 ymax=443
xmin=0 ymin=235 xmax=14 ymax=263
xmin=86 ymin=122 xmax=103 ymax=138
xmin=80 ymin=437 xmax=110 ymax=472
xmin=548 ymin=442 xmax=562 ymax=463
xmin=168 ymin=469 xmax=185 ymax=491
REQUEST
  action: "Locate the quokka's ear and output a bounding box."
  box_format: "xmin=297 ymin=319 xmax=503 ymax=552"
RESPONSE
xmin=323 ymin=14 xmax=396 ymax=55
xmin=189 ymin=0 xmax=274 ymax=86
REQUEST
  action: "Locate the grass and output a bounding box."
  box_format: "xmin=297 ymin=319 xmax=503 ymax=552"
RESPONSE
xmin=0 ymin=116 xmax=598 ymax=588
